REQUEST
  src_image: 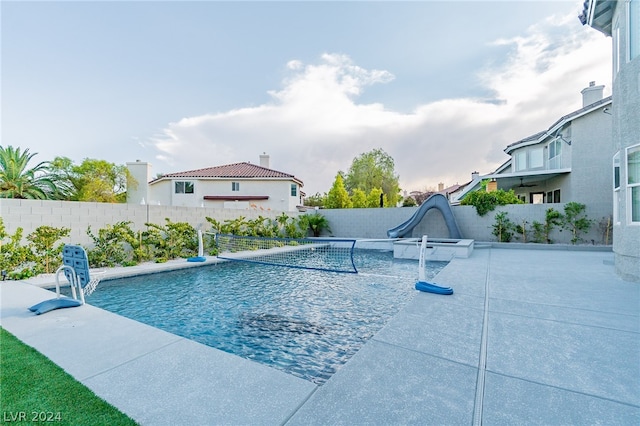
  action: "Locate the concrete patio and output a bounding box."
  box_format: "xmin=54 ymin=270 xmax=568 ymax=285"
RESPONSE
xmin=1 ymin=247 xmax=638 ymax=425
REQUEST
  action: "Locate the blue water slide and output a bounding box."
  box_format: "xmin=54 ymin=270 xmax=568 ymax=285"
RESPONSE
xmin=387 ymin=193 xmax=462 ymax=239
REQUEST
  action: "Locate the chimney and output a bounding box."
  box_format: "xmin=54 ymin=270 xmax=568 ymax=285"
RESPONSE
xmin=471 ymin=171 xmax=480 ymax=181
xmin=126 ymin=160 xmax=152 ymax=204
xmin=438 ymin=182 xmax=444 ymax=192
xmin=259 ymin=152 xmax=270 ymax=169
xmin=581 ymin=81 xmax=604 ymax=107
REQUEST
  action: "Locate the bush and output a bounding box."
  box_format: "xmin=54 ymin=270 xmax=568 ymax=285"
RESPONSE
xmin=27 ymin=225 xmax=71 ymax=274
xmin=461 ymin=189 xmax=523 ymax=216
xmin=562 ymin=202 xmax=592 ymax=244
xmin=86 ymin=222 xmax=133 ymax=267
xmin=302 ymin=213 xmax=331 ymax=237
xmin=0 ymin=220 xmax=32 ymax=277
xmin=532 ymin=208 xmax=563 ymax=244
xmin=491 ymin=211 xmax=515 ymax=242
xmin=144 ymin=219 xmax=197 ymax=260
xmin=402 ymin=197 xmax=417 ymax=207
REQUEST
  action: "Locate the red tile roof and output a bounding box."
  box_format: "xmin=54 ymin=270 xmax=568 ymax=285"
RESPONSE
xmin=151 ymin=162 xmax=302 ymax=185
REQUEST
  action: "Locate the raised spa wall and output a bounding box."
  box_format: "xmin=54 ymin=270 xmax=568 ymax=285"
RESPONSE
xmin=393 ymin=238 xmax=475 ymax=262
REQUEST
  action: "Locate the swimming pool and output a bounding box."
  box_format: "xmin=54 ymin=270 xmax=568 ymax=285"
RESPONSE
xmin=86 ymin=249 xmax=447 ymax=384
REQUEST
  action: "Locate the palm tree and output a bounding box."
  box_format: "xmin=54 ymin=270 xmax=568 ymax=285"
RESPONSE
xmin=0 ymin=146 xmax=60 ymax=199
xmin=304 ymin=213 xmax=331 ymax=237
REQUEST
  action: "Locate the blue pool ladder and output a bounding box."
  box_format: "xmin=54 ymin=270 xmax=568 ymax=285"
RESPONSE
xmin=29 ymin=245 xmax=101 ymax=315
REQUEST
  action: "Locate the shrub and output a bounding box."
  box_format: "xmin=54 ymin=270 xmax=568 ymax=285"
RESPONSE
xmin=491 ymin=211 xmax=515 ymax=242
xmin=303 ymin=213 xmax=331 ymax=237
xmin=402 ymin=196 xmax=417 ymax=207
xmin=514 ymin=219 xmax=529 ymax=243
xmin=532 ymin=208 xmax=563 ymax=244
xmin=144 ymin=219 xmax=197 ymax=260
xmin=27 ymin=225 xmax=71 ymax=274
xmin=461 ymin=189 xmax=523 ymax=216
xmin=0 ymin=220 xmax=32 ymax=277
xmin=561 ymin=202 xmax=592 ymax=244
xmin=86 ymin=222 xmax=132 ymax=267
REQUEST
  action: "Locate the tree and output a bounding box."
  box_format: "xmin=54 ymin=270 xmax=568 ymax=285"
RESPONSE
xmin=491 ymin=211 xmax=515 ymax=242
xmin=366 ymin=188 xmax=384 ymax=208
xmin=351 ymin=188 xmax=368 ymax=208
xmin=27 ymin=225 xmax=71 ymax=273
xmin=0 ymin=146 xmax=64 ymax=199
xmin=50 ymin=157 xmax=134 ymax=202
xmin=414 ymin=191 xmax=436 ymax=205
xmin=303 ymin=213 xmax=331 ymax=237
xmin=304 ymin=192 xmax=327 ymax=207
xmin=402 ymin=196 xmax=417 ymax=207
xmin=561 ymin=202 xmax=592 ymax=244
xmin=344 ymin=148 xmax=401 ymax=207
xmin=325 ymin=173 xmax=352 ymax=209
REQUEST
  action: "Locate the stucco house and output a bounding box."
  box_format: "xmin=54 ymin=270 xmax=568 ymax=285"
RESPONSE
xmin=127 ymin=154 xmax=304 ymax=212
xmin=453 ymin=83 xmax=613 ymax=221
xmin=580 ymin=0 xmax=639 ymax=282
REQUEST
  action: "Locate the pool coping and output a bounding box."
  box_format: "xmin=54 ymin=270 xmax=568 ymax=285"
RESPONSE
xmin=2 ymin=247 xmax=639 ymax=425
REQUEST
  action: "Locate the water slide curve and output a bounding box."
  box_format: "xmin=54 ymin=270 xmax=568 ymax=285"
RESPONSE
xmin=387 ymin=193 xmax=462 ymax=239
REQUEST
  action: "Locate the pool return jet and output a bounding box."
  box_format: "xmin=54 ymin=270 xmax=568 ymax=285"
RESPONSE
xmin=29 ymin=245 xmax=102 ymax=315
xmin=415 ymin=235 xmax=453 ymax=295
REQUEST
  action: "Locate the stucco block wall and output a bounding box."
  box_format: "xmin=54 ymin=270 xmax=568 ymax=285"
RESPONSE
xmin=0 ymin=199 xmax=288 ymax=247
xmin=0 ymin=199 xmax=615 ymax=262
xmin=320 ymin=203 xmax=610 ymax=244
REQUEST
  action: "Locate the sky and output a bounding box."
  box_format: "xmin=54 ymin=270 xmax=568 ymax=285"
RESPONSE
xmin=1 ymin=0 xmax=612 ymax=197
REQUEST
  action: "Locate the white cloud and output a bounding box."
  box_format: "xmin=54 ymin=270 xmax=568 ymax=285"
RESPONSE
xmin=149 ymin=12 xmax=611 ymax=196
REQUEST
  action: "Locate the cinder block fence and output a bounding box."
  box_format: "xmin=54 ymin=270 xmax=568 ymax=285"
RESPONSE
xmin=1 ymin=198 xmax=611 ymax=247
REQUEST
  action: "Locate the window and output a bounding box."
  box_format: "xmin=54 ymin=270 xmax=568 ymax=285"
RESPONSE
xmin=614 ymin=152 xmax=621 ymax=190
xmin=545 ymin=190 xmax=560 ymax=203
xmin=290 ymin=184 xmax=297 ymax=197
xmin=627 ymin=144 xmax=640 ymax=223
xmin=530 ymin=192 xmax=545 ymax=204
xmin=549 ymin=139 xmax=563 ymax=169
xmin=175 ymin=181 xmax=194 ymax=194
xmin=613 ymin=18 xmax=621 ymax=78
xmin=630 ymin=0 xmax=639 ymax=61
xmin=232 ymin=182 xmax=240 ymax=192
xmin=529 ymin=148 xmax=544 ymax=169
xmin=614 ymin=151 xmax=621 ymax=224
xmin=515 ymin=151 xmax=527 ymax=171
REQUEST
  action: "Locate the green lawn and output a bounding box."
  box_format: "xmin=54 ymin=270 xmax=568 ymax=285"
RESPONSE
xmin=0 ymin=327 xmax=137 ymax=425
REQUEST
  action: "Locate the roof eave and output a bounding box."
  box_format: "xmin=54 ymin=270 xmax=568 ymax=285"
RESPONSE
xmin=582 ymin=0 xmax=615 ymax=36
xmin=504 ymin=97 xmax=611 ymax=154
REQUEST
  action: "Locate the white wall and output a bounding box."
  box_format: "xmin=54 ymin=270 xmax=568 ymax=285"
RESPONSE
xmin=147 ymin=179 xmax=300 ymax=212
xmin=0 ymin=198 xmax=290 ymax=247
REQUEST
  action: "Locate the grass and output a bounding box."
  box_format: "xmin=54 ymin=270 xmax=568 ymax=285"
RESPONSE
xmin=0 ymin=327 xmax=137 ymax=425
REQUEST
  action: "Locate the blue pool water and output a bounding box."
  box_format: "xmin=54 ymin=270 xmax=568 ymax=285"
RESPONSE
xmin=86 ymin=250 xmax=447 ymax=384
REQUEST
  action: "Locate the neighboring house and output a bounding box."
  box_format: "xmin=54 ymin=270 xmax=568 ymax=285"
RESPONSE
xmin=127 ymin=154 xmax=305 ymax=212
xmin=438 ymin=182 xmax=467 ymax=202
xmin=406 ymin=182 xmax=467 ymax=206
xmin=453 ymin=83 xmax=613 ymax=221
xmin=580 ymin=0 xmax=640 ymax=282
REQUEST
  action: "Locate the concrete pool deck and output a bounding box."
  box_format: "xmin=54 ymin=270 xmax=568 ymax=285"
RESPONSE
xmin=1 ymin=247 xmax=638 ymax=425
